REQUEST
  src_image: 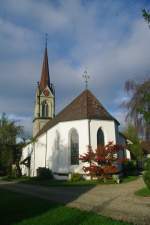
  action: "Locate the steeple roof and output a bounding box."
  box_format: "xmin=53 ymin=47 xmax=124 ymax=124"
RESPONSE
xmin=39 ymin=46 xmax=50 ymax=91
xmin=36 ymin=89 xmax=119 ymax=138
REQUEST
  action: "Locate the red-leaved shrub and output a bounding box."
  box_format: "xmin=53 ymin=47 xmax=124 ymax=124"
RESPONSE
xmin=80 ymin=142 xmax=126 ymax=180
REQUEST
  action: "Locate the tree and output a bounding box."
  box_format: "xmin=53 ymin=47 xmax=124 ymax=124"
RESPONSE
xmin=143 ymin=158 xmax=150 ymax=190
xmin=142 ymin=9 xmax=150 ymax=128
xmin=123 ymin=78 xmax=150 ymax=140
xmin=123 ymin=124 xmax=143 ymax=161
xmin=0 ymin=113 xmax=24 ymax=177
xmin=142 ymin=9 xmax=150 ymax=26
xmin=80 ymin=142 xmax=124 ymax=181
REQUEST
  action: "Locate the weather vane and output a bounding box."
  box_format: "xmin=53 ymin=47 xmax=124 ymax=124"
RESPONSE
xmin=82 ymin=70 xmax=90 ymax=89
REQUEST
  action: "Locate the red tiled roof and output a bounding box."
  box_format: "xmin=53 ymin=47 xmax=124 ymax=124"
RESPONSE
xmin=35 ymin=89 xmax=119 ymax=138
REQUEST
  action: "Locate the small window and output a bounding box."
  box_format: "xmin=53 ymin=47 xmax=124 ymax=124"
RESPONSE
xmin=97 ymin=128 xmax=104 ymax=147
xmin=70 ymin=129 xmax=79 ymax=165
xmin=42 ymin=101 xmax=48 ymax=117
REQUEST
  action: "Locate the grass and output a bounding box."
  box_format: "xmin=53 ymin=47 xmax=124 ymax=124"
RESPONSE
xmin=121 ymin=175 xmax=138 ymax=183
xmin=135 ymin=187 xmax=150 ymax=197
xmin=1 ymin=175 xmax=139 ymax=187
xmin=0 ymin=188 xmax=132 ymax=225
xmin=22 ymin=175 xmax=139 ymax=186
xmin=21 ymin=177 xmax=115 ymax=186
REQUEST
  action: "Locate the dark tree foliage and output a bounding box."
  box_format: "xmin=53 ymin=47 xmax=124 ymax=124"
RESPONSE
xmin=143 ymin=158 xmax=150 ymax=189
xmin=0 ymin=113 xmax=24 ymax=177
xmin=142 ymin=9 xmax=150 ymax=26
xmin=123 ymin=78 xmax=150 ymax=141
xmin=123 ymin=124 xmax=143 ymax=161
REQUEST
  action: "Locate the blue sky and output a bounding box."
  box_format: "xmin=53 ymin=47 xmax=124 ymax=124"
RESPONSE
xmin=0 ymin=0 xmax=150 ymax=136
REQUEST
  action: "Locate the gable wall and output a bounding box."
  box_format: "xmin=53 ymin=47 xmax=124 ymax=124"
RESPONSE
xmin=90 ymin=119 xmax=116 ymax=149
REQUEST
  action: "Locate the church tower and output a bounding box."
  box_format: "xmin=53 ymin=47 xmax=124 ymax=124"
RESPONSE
xmin=33 ymin=41 xmax=55 ymax=137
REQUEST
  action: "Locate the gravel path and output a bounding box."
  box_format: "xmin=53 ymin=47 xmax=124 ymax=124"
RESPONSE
xmin=0 ymin=177 xmax=150 ymax=225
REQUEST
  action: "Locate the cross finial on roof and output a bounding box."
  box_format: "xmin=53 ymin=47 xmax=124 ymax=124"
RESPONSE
xmin=82 ymin=70 xmax=90 ymax=89
xmin=45 ymin=33 xmax=48 ymax=48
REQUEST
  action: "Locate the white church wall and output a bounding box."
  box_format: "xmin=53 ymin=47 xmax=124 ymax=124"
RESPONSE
xmin=125 ymin=149 xmax=131 ymax=159
xmin=46 ymin=125 xmax=60 ymax=173
xmin=21 ymin=143 xmax=33 ymax=176
xmin=33 ymin=133 xmax=47 ymax=176
xmin=90 ymin=119 xmax=116 ymax=149
xmin=45 ymin=119 xmax=89 ymax=175
xmin=90 ymin=120 xmax=126 ymax=173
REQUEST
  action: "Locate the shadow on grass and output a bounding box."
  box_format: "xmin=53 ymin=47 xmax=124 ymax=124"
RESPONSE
xmin=0 ymin=180 xmax=98 ymax=225
xmin=0 ymin=188 xmax=58 ymax=225
xmin=0 ymin=188 xmax=129 ymax=225
xmin=0 ymin=175 xmax=139 ymax=225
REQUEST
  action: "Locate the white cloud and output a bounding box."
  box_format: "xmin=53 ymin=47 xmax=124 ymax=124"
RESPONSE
xmin=1 ymin=0 xmax=71 ymax=33
xmin=0 ymin=0 xmax=150 ymax=135
xmin=0 ymin=17 xmax=36 ymax=55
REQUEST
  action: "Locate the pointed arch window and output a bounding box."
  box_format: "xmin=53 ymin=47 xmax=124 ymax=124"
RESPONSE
xmin=70 ymin=129 xmax=79 ymax=165
xmin=97 ymin=128 xmax=104 ymax=147
xmin=42 ymin=101 xmax=48 ymax=117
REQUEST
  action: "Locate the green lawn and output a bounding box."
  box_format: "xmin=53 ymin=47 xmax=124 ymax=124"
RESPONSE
xmin=121 ymin=175 xmax=138 ymax=183
xmin=0 ymin=188 xmax=132 ymax=225
xmin=11 ymin=175 xmax=139 ymax=187
xmin=135 ymin=187 xmax=150 ymax=197
xmin=21 ymin=177 xmax=114 ymax=186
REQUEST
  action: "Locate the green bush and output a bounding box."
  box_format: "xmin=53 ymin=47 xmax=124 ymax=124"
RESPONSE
xmin=123 ymin=160 xmax=137 ymax=175
xmin=144 ymin=158 xmax=150 ymax=171
xmin=11 ymin=167 xmax=17 ymax=178
xmin=37 ymin=167 xmax=53 ymax=179
xmin=143 ymin=159 xmax=150 ymax=190
xmin=143 ymin=171 xmax=150 ymax=189
xmin=70 ymin=173 xmax=84 ymax=182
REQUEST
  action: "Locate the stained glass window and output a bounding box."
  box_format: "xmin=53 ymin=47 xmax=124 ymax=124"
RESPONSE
xmin=70 ymin=129 xmax=79 ymax=165
xmin=97 ymin=128 xmax=104 ymax=147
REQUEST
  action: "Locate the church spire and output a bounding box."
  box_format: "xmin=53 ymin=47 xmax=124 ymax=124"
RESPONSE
xmin=33 ymin=35 xmax=55 ymax=137
xmin=39 ymin=34 xmax=50 ymax=91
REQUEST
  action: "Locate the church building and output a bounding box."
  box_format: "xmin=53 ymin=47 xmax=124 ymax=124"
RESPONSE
xmin=21 ymin=44 xmax=130 ymax=179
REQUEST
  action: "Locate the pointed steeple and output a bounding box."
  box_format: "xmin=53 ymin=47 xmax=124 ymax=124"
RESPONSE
xmin=39 ymin=36 xmax=50 ymax=91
